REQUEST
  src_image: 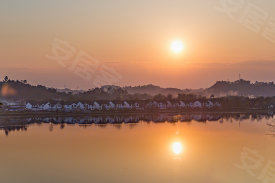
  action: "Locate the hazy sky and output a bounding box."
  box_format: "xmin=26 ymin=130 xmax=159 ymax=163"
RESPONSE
xmin=1 ymin=0 xmax=275 ymax=89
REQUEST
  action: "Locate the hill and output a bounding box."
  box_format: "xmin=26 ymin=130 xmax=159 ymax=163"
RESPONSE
xmin=0 ymin=80 xmax=71 ymax=102
xmin=124 ymin=84 xmax=184 ymax=96
xmin=2 ymin=77 xmax=275 ymax=103
xmin=205 ymin=79 xmax=275 ymax=97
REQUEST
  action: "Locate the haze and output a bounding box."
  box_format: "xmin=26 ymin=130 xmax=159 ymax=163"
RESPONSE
xmin=1 ymin=0 xmax=275 ymax=90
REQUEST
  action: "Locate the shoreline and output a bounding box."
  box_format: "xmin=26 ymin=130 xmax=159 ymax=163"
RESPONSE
xmin=0 ymin=108 xmax=272 ymax=118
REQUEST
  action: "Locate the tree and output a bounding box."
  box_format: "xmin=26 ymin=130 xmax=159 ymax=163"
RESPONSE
xmin=153 ymin=94 xmax=167 ymax=101
xmin=167 ymin=94 xmax=173 ymax=100
xmin=4 ymin=76 xmax=8 ymax=82
xmin=177 ymin=93 xmax=197 ymax=101
xmin=21 ymin=80 xmax=27 ymax=84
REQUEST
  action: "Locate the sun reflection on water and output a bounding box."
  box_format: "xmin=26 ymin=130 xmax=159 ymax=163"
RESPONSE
xmin=172 ymin=141 xmax=183 ymax=155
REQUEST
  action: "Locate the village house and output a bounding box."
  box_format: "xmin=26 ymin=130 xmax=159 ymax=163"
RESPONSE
xmin=115 ymin=102 xmax=124 ymax=110
xmin=103 ymin=103 xmax=110 ymax=110
xmin=179 ymin=101 xmax=186 ymax=108
xmin=129 ymin=102 xmax=140 ymax=109
xmin=24 ymin=99 xmax=222 ymax=112
xmin=70 ymin=103 xmax=77 ymax=110
xmin=123 ymin=101 xmax=132 ymax=109
xmin=109 ymin=102 xmax=115 ymax=109
xmin=52 ymin=103 xmax=63 ymax=111
xmin=167 ymin=101 xmax=173 ymax=109
xmin=42 ymin=103 xmax=51 ymax=111
xmin=204 ymin=101 xmax=214 ymax=108
xmin=76 ymin=102 xmax=85 ymax=110
xmin=26 ymin=103 xmax=33 ymax=110
xmin=93 ymin=102 xmax=103 ymax=110
xmin=190 ymin=101 xmax=202 ymax=108
xmin=104 ymin=102 xmax=116 ymax=110
xmin=64 ymin=104 xmax=73 ymax=112
xmin=173 ymin=102 xmax=180 ymax=108
xmin=158 ymin=102 xmax=167 ymax=110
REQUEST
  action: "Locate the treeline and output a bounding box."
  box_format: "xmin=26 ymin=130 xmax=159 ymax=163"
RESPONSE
xmin=218 ymin=96 xmax=275 ymax=110
xmin=0 ymin=80 xmax=212 ymax=102
xmin=0 ymin=76 xmax=205 ymax=102
xmin=1 ymin=77 xmax=275 ymax=111
xmin=205 ymin=79 xmax=275 ymax=97
xmin=0 ymin=78 xmax=71 ymax=101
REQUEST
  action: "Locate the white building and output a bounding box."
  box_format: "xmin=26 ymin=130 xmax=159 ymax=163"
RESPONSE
xmin=133 ymin=103 xmax=140 ymax=109
xmin=167 ymin=101 xmax=173 ymax=108
xmin=52 ymin=103 xmax=62 ymax=111
xmin=109 ymin=102 xmax=115 ymax=109
xmin=179 ymin=101 xmax=186 ymax=108
xmin=116 ymin=103 xmax=124 ymax=110
xmin=94 ymin=102 xmax=102 ymax=110
xmin=26 ymin=103 xmax=33 ymax=110
xmin=123 ymin=101 xmax=132 ymax=109
xmin=76 ymin=102 xmax=85 ymax=110
xmin=158 ymin=102 xmax=166 ymax=110
xmin=205 ymin=101 xmax=214 ymax=108
xmin=191 ymin=101 xmax=202 ymax=108
xmin=42 ymin=103 xmax=51 ymax=111
xmin=64 ymin=105 xmax=73 ymax=112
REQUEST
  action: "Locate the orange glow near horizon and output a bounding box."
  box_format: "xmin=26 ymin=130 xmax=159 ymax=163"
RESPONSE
xmin=2 ymin=1 xmax=275 ymax=90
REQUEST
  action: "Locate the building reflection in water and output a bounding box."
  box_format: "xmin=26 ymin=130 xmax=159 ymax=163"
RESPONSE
xmin=0 ymin=113 xmax=274 ymax=136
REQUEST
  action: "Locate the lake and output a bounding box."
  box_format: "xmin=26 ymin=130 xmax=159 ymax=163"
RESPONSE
xmin=0 ymin=113 xmax=274 ymax=183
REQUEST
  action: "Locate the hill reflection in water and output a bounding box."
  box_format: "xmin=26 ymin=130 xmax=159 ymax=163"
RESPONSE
xmin=1 ymin=113 xmax=274 ymax=136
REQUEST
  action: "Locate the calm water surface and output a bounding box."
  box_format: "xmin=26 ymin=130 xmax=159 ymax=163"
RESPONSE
xmin=0 ymin=115 xmax=274 ymax=183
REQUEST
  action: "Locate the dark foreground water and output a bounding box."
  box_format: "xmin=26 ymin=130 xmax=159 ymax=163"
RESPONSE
xmin=0 ymin=113 xmax=274 ymax=183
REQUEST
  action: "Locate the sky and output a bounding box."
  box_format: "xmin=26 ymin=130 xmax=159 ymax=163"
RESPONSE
xmin=1 ymin=0 xmax=275 ymax=90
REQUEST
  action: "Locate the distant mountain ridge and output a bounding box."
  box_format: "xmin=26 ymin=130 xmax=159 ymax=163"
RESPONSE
xmin=124 ymin=84 xmax=184 ymax=96
xmin=55 ymin=84 xmax=195 ymax=97
xmin=205 ymin=79 xmax=275 ymax=97
xmin=1 ymin=78 xmax=275 ymax=103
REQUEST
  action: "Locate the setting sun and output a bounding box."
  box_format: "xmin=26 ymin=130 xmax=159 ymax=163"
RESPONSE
xmin=172 ymin=142 xmax=183 ymax=155
xmin=171 ymin=40 xmax=184 ymax=54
